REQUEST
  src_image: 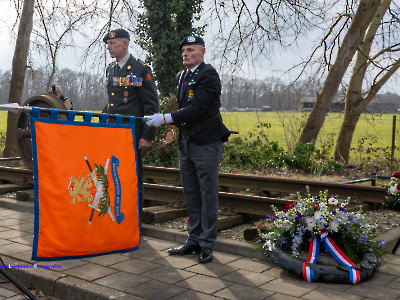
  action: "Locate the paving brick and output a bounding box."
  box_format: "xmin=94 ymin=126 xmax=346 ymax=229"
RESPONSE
xmin=0 ymin=219 xmax=23 ymax=227
xmin=377 ymin=262 xmax=400 ymax=276
xmin=226 ymin=257 xmax=273 ymax=273
xmin=220 ymin=269 xmax=276 ymax=287
xmin=168 ymin=290 xmax=220 ymax=299
xmin=383 ymin=254 xmax=400 ymax=265
xmin=346 ymin=283 xmax=400 ymax=300
xmin=139 ymin=238 xmax=177 ymax=251
xmin=43 ymin=259 xmax=87 ymax=271
xmin=141 ymin=265 xmax=195 ymax=284
xmin=94 ymin=271 xmax=151 ymax=291
xmin=123 ymin=246 xmax=169 ymax=261
xmin=153 ymin=254 xmax=199 ymax=269
xmin=0 ymin=286 xmax=17 ymax=298
xmin=184 ymin=262 xmax=236 ymax=277
xmin=133 ymin=279 xmax=188 ymax=299
xmin=176 ymin=274 xmax=233 ymax=294
xmin=8 ymin=223 xmax=34 ymax=234
xmin=82 ymin=254 xmax=131 ymax=266
xmin=259 ymin=278 xmax=317 ymax=297
xmin=112 ymin=258 xmax=161 ymax=275
xmin=0 ymin=226 xmax=10 ymax=232
xmin=0 ymin=210 xmax=18 ymax=217
xmin=0 ymin=239 xmax=12 ymax=246
xmin=8 ymin=234 xmax=33 ymax=246
xmin=64 ymin=263 xmax=118 ymax=281
xmin=302 ymin=287 xmax=363 ymax=300
xmin=265 ymin=293 xmax=301 ymax=300
xmin=212 ymin=251 xmax=242 ymax=264
xmin=0 ymin=242 xmax=31 ymax=255
xmin=56 ymin=275 xmax=140 ymax=300
xmin=366 ymin=271 xmax=398 ymax=286
xmin=213 ymin=282 xmax=274 ymax=300
xmin=387 ymin=277 xmax=400 ymax=290
xmin=0 ymin=230 xmax=23 ymax=239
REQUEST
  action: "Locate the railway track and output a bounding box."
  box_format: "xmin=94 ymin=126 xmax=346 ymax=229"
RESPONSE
xmin=0 ymin=165 xmax=387 ymax=216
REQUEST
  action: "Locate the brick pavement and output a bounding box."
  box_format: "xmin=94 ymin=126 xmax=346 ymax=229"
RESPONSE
xmin=0 ymin=200 xmax=399 ymax=300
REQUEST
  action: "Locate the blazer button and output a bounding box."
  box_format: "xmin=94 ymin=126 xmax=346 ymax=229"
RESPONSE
xmin=111 ymin=93 xmax=115 ymax=96
xmin=110 ymin=103 xmax=114 ymax=107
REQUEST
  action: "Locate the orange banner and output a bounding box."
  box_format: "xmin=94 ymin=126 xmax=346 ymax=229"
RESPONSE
xmin=30 ymin=108 xmax=140 ymax=260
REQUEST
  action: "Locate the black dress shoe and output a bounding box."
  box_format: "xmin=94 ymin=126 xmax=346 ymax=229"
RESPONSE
xmin=199 ymin=247 xmax=213 ymax=263
xmin=168 ymin=243 xmax=201 ymax=255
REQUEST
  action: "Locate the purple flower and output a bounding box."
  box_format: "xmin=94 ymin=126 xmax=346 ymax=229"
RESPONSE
xmin=342 ymin=227 xmax=348 ymax=232
xmin=339 ymin=207 xmax=345 ymax=212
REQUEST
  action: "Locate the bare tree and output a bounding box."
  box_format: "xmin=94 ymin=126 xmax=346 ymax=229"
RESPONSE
xmin=298 ymin=0 xmax=381 ymax=145
xmin=334 ymin=0 xmax=400 ymax=162
xmin=3 ymin=0 xmax=34 ymax=158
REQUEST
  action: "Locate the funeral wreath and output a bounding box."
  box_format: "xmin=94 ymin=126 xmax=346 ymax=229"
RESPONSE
xmin=258 ymin=187 xmax=386 ymax=284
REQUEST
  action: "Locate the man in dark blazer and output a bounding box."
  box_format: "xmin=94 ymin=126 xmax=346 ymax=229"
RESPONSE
xmin=146 ymin=36 xmax=230 ymax=263
xmin=103 ymin=28 xmax=159 ymax=214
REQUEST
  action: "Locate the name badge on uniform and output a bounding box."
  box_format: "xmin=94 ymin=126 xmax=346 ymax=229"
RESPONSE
xmin=188 ymin=90 xmax=194 ymax=98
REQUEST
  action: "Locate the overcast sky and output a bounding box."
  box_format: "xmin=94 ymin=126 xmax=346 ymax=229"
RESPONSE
xmin=0 ymin=1 xmax=399 ymax=94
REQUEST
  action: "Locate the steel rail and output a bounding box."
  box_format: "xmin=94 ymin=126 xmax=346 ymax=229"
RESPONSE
xmin=0 ymin=166 xmax=387 ymax=216
xmin=144 ymin=183 xmax=289 ymax=215
xmin=143 ymin=166 xmax=387 ymax=203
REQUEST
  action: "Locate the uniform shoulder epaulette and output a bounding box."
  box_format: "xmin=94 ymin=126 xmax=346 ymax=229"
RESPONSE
xmin=135 ymin=58 xmax=148 ymax=67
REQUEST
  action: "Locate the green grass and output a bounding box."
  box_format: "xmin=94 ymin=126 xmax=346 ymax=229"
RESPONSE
xmin=0 ymin=112 xmax=7 ymax=133
xmin=221 ymin=111 xmax=398 ymax=159
xmin=1 ymin=110 xmax=398 ymax=162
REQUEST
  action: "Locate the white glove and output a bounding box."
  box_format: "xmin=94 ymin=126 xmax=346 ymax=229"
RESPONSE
xmin=145 ymin=113 xmax=173 ymax=127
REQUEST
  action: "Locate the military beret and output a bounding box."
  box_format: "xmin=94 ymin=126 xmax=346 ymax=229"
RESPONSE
xmin=178 ymin=36 xmax=205 ymax=51
xmin=103 ymin=28 xmax=130 ymax=43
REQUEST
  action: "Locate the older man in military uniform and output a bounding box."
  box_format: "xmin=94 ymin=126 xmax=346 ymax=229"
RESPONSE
xmin=146 ymin=36 xmax=230 ymax=263
xmin=103 ymin=28 xmax=159 ymax=214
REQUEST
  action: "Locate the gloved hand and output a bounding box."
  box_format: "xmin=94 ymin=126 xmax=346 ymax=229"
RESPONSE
xmin=145 ymin=113 xmax=173 ymax=127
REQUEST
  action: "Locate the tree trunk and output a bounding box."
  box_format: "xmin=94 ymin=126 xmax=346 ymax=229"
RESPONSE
xmin=334 ymin=0 xmax=392 ymax=162
xmin=334 ymin=100 xmax=363 ymax=162
xmin=299 ymin=0 xmax=380 ymax=144
xmin=3 ymin=0 xmax=35 ymax=158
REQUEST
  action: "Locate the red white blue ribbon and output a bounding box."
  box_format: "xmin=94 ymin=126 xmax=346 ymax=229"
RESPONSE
xmin=303 ymin=231 xmax=361 ymax=284
xmin=303 ymin=235 xmax=320 ymax=282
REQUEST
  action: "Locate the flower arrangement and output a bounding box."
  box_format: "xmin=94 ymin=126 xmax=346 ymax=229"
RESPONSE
xmin=383 ymin=172 xmax=400 ymax=210
xmin=258 ymin=187 xmax=386 ymax=263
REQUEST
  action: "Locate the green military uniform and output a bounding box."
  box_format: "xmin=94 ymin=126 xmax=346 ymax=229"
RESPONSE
xmin=104 ymin=28 xmax=159 ymax=216
xmin=106 ymin=55 xmax=159 ymax=141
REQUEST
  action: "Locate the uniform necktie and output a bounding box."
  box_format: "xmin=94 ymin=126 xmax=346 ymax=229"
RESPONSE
xmin=115 ymin=64 xmax=120 ymax=76
xmin=180 ymin=70 xmax=191 ymax=100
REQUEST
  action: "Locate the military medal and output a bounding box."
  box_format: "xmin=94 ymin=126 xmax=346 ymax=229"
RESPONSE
xmin=123 ymin=98 xmax=128 ymax=103
xmin=127 ymin=65 xmax=131 ymax=70
xmin=124 ymin=91 xmax=128 ymax=97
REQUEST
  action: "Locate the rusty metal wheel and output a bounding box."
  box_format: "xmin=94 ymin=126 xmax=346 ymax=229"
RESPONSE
xmin=17 ymin=94 xmax=68 ymax=169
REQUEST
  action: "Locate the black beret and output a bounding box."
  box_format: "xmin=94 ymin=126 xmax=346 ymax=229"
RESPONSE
xmin=103 ymin=28 xmax=130 ymax=43
xmin=178 ymin=36 xmax=205 ymax=51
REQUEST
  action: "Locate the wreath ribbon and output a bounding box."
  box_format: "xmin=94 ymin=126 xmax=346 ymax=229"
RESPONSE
xmin=303 ymin=231 xmax=360 ymax=284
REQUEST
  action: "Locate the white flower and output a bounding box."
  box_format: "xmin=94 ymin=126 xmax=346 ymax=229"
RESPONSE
xmin=328 ymin=196 xmax=338 ymax=205
xmin=314 ymin=211 xmax=323 ymax=220
xmin=329 ymin=220 xmax=339 ymax=232
xmin=306 ymin=217 xmax=315 ymax=231
xmin=389 ymin=185 xmax=397 ymax=194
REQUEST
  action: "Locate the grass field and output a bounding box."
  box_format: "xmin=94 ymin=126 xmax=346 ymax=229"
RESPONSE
xmin=221 ymin=111 xmax=397 ymax=158
xmin=1 ymin=111 xmax=398 ymax=161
